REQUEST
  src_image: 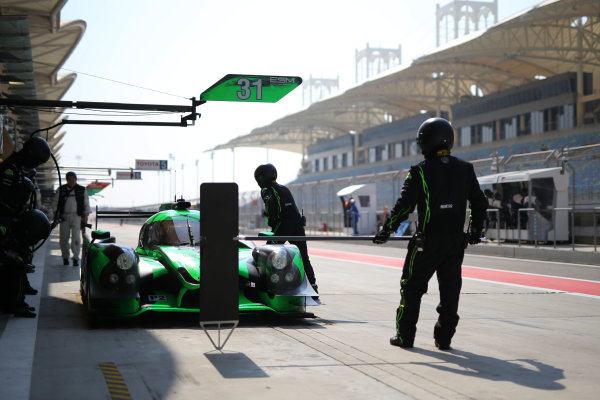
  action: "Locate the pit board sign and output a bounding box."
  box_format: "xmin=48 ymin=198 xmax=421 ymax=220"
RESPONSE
xmin=200 ymin=74 xmax=302 ymax=103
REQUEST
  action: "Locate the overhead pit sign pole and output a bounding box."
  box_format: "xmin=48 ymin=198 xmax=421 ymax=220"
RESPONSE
xmin=0 ymin=74 xmax=302 ymax=132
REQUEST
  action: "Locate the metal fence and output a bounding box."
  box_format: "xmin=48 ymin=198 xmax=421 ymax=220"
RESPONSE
xmin=241 ymin=188 xmax=600 ymax=251
xmin=483 ymin=206 xmax=600 ymax=250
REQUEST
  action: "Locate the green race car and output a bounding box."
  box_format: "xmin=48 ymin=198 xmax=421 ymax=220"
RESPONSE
xmin=80 ymin=200 xmax=318 ymax=318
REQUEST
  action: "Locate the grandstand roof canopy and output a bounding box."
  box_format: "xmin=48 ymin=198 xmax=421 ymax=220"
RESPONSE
xmin=0 ymin=0 xmax=85 ymax=183
xmin=211 ymin=0 xmax=600 ymax=154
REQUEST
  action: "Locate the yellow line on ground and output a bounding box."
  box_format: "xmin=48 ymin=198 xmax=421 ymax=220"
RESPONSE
xmin=102 ymin=372 xmax=123 ymax=377
xmin=105 ymin=378 xmax=126 ymax=383
xmin=98 ymin=362 xmax=132 ymax=400
xmin=109 ymin=388 xmax=131 ymax=394
xmin=107 ymin=383 xmax=128 ymax=389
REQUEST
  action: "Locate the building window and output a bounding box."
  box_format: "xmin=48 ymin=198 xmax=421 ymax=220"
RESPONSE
xmin=408 ymin=140 xmax=418 ymax=155
xmin=313 ymin=159 xmax=320 ymax=172
xmin=482 ymin=125 xmax=494 ymax=143
xmin=471 ymin=125 xmax=482 ymax=145
xmin=381 ymin=144 xmax=389 ymax=161
xmin=500 ymin=117 xmax=517 ymax=140
xmin=332 ymin=154 xmax=338 ymax=169
xmin=369 ymin=145 xmax=389 ymax=163
xmin=584 ymin=100 xmax=600 ymax=125
xmin=531 ymin=111 xmax=544 ymax=134
xmin=341 ymin=153 xmax=348 ymax=168
xmin=559 ymin=104 xmax=574 ymax=129
xmin=460 ymin=126 xmax=471 ymax=146
xmin=520 ymin=113 xmax=531 ymax=136
xmin=394 ymin=142 xmax=403 ymax=158
xmin=368 ymin=147 xmax=376 ymax=163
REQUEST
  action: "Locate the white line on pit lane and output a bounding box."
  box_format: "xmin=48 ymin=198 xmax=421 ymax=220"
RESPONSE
xmin=312 ymin=254 xmax=600 ymax=299
xmin=462 ymin=264 xmax=600 ymax=284
xmin=465 ymin=253 xmax=600 ymax=268
xmin=311 ymin=254 xmax=402 ymax=270
xmin=464 ymin=278 xmax=600 ymax=299
xmin=312 ymin=247 xmax=598 ymax=269
xmin=314 ymin=253 xmax=600 ymax=283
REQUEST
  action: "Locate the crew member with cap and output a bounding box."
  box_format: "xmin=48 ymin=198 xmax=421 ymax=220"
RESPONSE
xmin=373 ymin=117 xmax=488 ymax=350
xmin=254 ymin=163 xmax=318 ymax=296
xmin=52 ymin=171 xmax=90 ymax=266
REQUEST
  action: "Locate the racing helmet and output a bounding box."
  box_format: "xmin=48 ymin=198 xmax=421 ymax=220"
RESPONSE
xmin=2 ymin=177 xmax=34 ymax=213
xmin=19 ymin=137 xmax=51 ymax=168
xmin=416 ymin=118 xmax=454 ymax=156
xmin=254 ymin=163 xmax=277 ymax=188
xmin=15 ymin=176 xmax=35 ymax=204
xmin=14 ymin=209 xmax=51 ymax=246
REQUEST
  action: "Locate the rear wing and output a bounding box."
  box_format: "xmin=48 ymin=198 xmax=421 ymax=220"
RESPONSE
xmin=94 ymin=205 xmax=156 ymax=230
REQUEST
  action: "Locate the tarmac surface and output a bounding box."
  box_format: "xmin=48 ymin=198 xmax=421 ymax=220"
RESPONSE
xmin=1 ymin=223 xmax=599 ymax=399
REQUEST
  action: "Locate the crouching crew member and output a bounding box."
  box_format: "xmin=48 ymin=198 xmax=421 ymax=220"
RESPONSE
xmin=373 ymin=118 xmax=487 ymax=350
xmin=0 ymin=210 xmax=50 ymax=317
xmin=254 ymin=163 xmax=318 ymax=295
xmin=0 ymin=136 xmax=52 ymax=317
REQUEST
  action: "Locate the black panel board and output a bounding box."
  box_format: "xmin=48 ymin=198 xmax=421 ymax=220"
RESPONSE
xmin=199 ymin=183 xmax=239 ymax=322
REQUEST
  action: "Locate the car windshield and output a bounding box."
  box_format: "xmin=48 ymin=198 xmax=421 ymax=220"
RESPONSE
xmin=145 ymin=219 xmax=200 ymax=247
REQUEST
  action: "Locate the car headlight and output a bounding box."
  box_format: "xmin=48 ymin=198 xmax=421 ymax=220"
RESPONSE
xmin=284 ymin=272 xmax=295 ymax=282
xmin=108 ymin=273 xmax=119 ymax=284
xmin=269 ymin=249 xmax=289 ymax=270
xmin=116 ymin=250 xmax=135 ymax=270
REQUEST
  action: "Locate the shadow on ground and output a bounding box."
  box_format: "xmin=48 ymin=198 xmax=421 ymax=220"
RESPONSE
xmin=412 ymin=347 xmax=565 ymax=390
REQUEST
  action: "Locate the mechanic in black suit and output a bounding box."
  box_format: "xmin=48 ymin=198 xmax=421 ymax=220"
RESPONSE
xmin=254 ymin=163 xmax=318 ymax=295
xmin=373 ymin=118 xmax=488 ymax=350
xmin=0 ymin=136 xmax=51 ymax=317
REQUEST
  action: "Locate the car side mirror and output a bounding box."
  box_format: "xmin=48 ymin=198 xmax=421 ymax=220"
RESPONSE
xmin=91 ymin=230 xmax=111 ymax=240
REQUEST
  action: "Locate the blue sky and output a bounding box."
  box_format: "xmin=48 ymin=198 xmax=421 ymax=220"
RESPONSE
xmin=58 ymin=0 xmax=543 ymax=207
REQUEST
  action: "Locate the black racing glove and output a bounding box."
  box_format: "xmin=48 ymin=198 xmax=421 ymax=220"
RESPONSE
xmin=468 ymin=228 xmax=483 ymax=245
xmin=373 ymin=228 xmax=391 ymax=244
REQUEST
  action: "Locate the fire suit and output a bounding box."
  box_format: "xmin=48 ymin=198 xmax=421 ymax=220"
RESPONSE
xmin=260 ymin=182 xmax=316 ymax=285
xmin=383 ymin=152 xmax=487 ymax=346
xmin=52 ymin=183 xmax=90 ymax=263
xmin=0 ymin=157 xmax=34 ymax=315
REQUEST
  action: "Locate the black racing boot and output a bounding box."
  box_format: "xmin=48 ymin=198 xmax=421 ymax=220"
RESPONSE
xmin=63 ymin=258 xmax=69 ymax=266
xmin=24 ymin=285 xmax=38 ymax=295
xmin=434 ymin=320 xmax=455 ymax=351
xmin=390 ymin=335 xmax=413 ymax=348
xmin=14 ymin=305 xmax=36 ymax=318
xmin=434 ymin=339 xmax=451 ymax=351
xmin=72 ymin=259 xmax=79 ymax=267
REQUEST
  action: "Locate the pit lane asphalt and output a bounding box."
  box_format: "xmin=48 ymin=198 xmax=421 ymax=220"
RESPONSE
xmin=1 ymin=223 xmax=599 ymax=400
